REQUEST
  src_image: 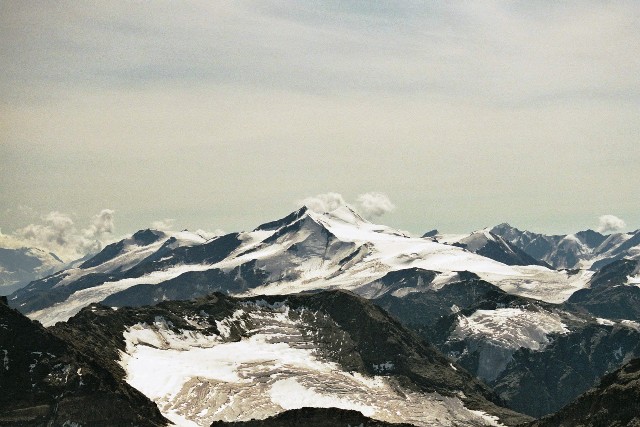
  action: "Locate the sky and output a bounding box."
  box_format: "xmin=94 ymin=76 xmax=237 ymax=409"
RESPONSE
xmin=1 ymin=1 xmax=639 ymax=259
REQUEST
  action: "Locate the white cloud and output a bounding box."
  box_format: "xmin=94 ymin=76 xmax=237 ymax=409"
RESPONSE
xmin=297 ymin=191 xmax=395 ymax=220
xmin=597 ymin=215 xmax=626 ymax=234
xmin=150 ymin=218 xmax=176 ymax=231
xmin=297 ymin=192 xmax=348 ymax=214
xmin=355 ymin=192 xmax=395 ymax=219
xmin=0 ymin=209 xmax=116 ymax=261
xmin=0 ymin=228 xmax=27 ymax=249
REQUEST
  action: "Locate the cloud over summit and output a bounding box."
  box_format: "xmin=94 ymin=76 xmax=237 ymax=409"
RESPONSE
xmin=297 ymin=192 xmax=395 ymax=220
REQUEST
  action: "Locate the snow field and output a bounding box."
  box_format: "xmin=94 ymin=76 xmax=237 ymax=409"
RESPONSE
xmin=118 ymin=306 xmax=504 ymax=427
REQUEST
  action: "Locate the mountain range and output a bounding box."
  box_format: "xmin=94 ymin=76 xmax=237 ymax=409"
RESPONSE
xmin=490 ymin=223 xmax=640 ymax=270
xmin=0 ymin=247 xmax=64 ymax=295
xmin=3 ymin=205 xmax=640 ymax=426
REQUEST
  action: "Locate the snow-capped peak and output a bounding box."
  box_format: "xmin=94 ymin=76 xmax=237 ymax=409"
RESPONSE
xmin=308 ymin=204 xmax=369 ymax=226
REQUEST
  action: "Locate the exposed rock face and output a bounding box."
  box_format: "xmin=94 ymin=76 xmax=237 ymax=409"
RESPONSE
xmin=0 ymin=298 xmax=167 ymax=427
xmin=566 ymin=258 xmax=640 ymax=321
xmin=50 ymin=290 xmax=530 ymax=427
xmin=528 ymin=358 xmax=640 ymax=427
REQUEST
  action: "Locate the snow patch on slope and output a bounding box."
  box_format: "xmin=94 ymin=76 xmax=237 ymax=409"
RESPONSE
xmin=453 ymin=308 xmax=569 ymax=350
xmin=451 ymin=308 xmax=569 ymax=382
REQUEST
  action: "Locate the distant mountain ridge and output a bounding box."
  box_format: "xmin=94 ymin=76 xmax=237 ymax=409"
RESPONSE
xmin=10 ymin=206 xmax=595 ymax=326
xmin=491 ymin=223 xmax=640 ymax=270
xmin=435 ymin=229 xmax=550 ymax=268
xmin=0 ymin=247 xmax=64 ymax=295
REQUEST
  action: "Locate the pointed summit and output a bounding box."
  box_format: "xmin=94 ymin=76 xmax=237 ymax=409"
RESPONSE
xmin=253 ymin=206 xmax=309 ymax=232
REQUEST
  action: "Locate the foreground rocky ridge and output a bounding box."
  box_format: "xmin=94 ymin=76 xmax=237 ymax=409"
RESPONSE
xmin=49 ymin=290 xmax=530 ymax=426
xmin=0 ymin=297 xmax=167 ymax=427
xmin=528 ymin=358 xmax=640 ymax=427
xmin=209 ymin=407 xmax=416 ymax=426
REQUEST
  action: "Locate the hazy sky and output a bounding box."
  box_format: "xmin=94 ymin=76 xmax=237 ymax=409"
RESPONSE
xmin=1 ymin=1 xmax=639 ymax=255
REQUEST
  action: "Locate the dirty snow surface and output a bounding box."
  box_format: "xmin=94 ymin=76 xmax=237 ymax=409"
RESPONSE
xmin=118 ymin=304 xmax=502 ymax=427
xmin=453 ymin=308 xmax=569 ymax=350
xmin=450 ymin=307 xmax=570 ymax=382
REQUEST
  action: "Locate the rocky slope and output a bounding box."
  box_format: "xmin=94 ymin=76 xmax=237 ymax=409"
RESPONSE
xmin=0 ymin=296 xmax=167 ymax=427
xmin=376 ymin=279 xmax=640 ymax=418
xmin=565 ymin=258 xmax=640 ymax=321
xmin=528 ymin=358 xmax=640 ymax=427
xmin=50 ymin=290 xmax=530 ymax=427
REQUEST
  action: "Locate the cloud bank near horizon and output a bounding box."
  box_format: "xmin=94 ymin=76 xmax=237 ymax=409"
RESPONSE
xmin=0 ymin=209 xmax=115 ymax=261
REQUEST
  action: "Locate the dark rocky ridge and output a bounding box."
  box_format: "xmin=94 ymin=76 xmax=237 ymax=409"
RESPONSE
xmin=528 ymin=358 xmax=640 ymax=427
xmin=493 ymin=320 xmax=640 ymax=418
xmin=375 ymin=277 xmax=503 ymax=342
xmin=210 ymin=407 xmax=416 ymax=426
xmin=51 ymin=290 xmax=531 ymax=426
xmin=0 ymin=298 xmax=167 ymax=427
